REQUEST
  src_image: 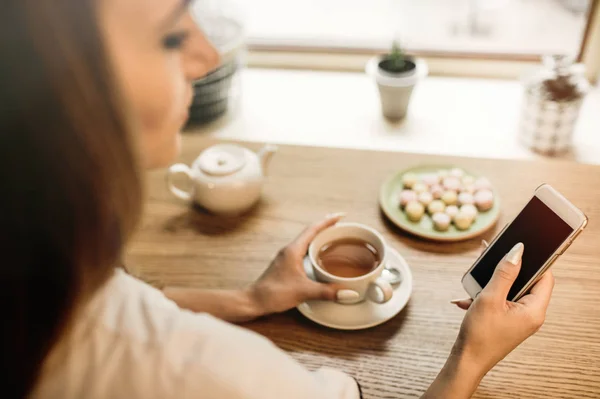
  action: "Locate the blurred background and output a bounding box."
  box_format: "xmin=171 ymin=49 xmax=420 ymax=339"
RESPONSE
xmin=238 ymin=0 xmax=592 ymax=56
xmin=188 ymin=0 xmax=599 ymax=164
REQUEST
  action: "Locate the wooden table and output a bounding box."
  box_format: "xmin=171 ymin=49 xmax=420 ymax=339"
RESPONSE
xmin=127 ymin=137 xmax=600 ymax=398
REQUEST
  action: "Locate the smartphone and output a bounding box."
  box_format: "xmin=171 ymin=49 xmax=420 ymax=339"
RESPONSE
xmin=462 ymin=184 xmax=587 ymax=301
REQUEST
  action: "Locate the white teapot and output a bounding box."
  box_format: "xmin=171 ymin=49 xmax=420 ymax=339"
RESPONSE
xmin=167 ymin=143 xmax=277 ymax=215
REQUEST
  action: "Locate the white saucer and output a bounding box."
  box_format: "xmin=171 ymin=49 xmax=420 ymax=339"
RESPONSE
xmin=297 ymin=246 xmax=413 ymax=330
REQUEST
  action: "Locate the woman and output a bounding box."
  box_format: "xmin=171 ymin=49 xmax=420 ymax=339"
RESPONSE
xmin=0 ymin=0 xmax=554 ymax=398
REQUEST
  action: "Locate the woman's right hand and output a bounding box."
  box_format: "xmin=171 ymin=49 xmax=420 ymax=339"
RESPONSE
xmin=452 ymin=242 xmax=555 ymax=375
xmin=422 ymin=243 xmax=555 ymax=398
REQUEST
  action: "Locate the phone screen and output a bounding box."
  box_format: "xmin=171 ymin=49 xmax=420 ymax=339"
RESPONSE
xmin=471 ymin=196 xmax=573 ymax=299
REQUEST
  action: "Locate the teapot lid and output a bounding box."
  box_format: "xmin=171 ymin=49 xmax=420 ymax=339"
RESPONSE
xmin=197 ymin=144 xmax=246 ymax=176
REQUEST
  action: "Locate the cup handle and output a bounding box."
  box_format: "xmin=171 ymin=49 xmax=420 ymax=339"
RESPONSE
xmin=167 ymin=164 xmax=193 ymax=201
xmin=368 ymin=278 xmax=394 ymax=304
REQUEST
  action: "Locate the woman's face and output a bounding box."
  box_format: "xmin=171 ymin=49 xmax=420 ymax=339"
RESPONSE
xmin=100 ymin=0 xmax=219 ymax=168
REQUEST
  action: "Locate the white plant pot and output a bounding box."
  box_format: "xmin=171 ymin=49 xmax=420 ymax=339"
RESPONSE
xmin=366 ymin=56 xmax=428 ymax=120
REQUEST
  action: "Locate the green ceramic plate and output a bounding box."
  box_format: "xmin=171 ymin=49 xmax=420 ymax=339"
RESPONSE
xmin=379 ymin=165 xmax=501 ymax=242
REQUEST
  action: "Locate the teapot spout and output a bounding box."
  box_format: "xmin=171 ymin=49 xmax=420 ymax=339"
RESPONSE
xmin=258 ymin=144 xmax=278 ymax=175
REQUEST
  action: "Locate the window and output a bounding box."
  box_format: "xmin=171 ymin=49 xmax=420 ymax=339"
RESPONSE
xmin=201 ymin=0 xmax=600 ymax=80
xmin=235 ymin=0 xmax=591 ymax=54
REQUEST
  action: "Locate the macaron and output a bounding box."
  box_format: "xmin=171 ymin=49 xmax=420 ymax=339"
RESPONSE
xmin=418 ymin=191 xmax=434 ymax=206
xmin=442 ymin=177 xmax=461 ymax=192
xmin=427 ymin=199 xmax=446 ymax=215
xmin=458 ymin=192 xmax=475 ymax=206
xmin=430 ymin=184 xmax=444 ymax=199
xmin=402 ymin=172 xmax=419 ymax=189
xmin=462 ymin=175 xmax=475 ymax=186
xmin=413 ymin=182 xmax=429 ymax=194
xmin=474 ymin=189 xmax=494 ymax=212
xmin=445 ymin=205 xmax=459 ymax=221
xmin=441 ymin=190 xmax=458 ymax=206
xmin=454 ymin=211 xmax=473 ymax=230
xmin=406 ymin=201 xmax=425 ymax=222
xmin=450 ymin=168 xmax=465 ymax=178
xmin=421 ymin=173 xmax=440 ymax=187
xmin=460 ymin=204 xmax=478 ymax=220
xmin=399 ymin=190 xmax=418 ymax=208
xmin=461 ymin=184 xmax=476 ymax=194
xmin=474 ymin=177 xmax=493 ymax=191
xmin=432 ymin=212 xmax=451 ymax=232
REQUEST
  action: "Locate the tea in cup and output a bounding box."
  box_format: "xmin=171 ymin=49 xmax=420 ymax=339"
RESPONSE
xmin=309 ymin=223 xmax=394 ymax=305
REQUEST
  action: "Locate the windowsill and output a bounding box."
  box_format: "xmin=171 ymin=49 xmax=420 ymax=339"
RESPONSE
xmin=187 ymin=68 xmax=600 ymax=165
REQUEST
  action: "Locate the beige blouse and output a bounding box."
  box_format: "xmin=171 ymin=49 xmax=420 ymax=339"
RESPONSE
xmin=31 ymin=269 xmax=360 ymax=399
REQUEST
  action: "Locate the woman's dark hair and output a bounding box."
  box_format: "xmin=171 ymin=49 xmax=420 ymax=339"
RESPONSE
xmin=0 ymin=1 xmax=142 ymax=397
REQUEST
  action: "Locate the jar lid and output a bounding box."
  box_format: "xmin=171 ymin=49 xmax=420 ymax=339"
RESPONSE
xmin=197 ymin=144 xmax=246 ymax=176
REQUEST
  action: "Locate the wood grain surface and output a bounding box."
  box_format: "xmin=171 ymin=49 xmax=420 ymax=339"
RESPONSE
xmin=126 ymin=136 xmax=600 ymax=399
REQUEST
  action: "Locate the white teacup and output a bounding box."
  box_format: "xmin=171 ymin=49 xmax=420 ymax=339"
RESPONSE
xmin=309 ymin=223 xmax=394 ymax=305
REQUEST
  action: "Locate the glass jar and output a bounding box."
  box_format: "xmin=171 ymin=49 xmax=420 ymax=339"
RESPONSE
xmin=519 ymin=55 xmax=589 ymax=155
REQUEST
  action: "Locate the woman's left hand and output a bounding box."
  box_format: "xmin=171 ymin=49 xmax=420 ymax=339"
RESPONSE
xmin=247 ymin=213 xmax=345 ymax=316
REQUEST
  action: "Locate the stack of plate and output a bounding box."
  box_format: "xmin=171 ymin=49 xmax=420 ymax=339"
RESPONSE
xmin=188 ymin=59 xmax=239 ymax=125
xmin=187 ymin=16 xmax=244 ymax=126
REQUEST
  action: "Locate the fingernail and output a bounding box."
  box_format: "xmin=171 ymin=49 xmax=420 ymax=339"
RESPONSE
xmin=450 ymin=298 xmax=468 ymax=304
xmin=481 ymin=239 xmax=489 ymax=248
xmin=504 ymin=242 xmax=524 ymax=265
xmin=326 ymin=212 xmax=346 ymax=219
xmin=336 ymin=289 xmax=360 ymax=302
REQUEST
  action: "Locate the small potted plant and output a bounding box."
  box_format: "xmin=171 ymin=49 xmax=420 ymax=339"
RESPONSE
xmin=366 ymin=41 xmax=427 ymax=120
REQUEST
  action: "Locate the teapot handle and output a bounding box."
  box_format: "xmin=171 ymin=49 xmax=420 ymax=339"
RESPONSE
xmin=167 ymin=164 xmax=193 ymax=201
